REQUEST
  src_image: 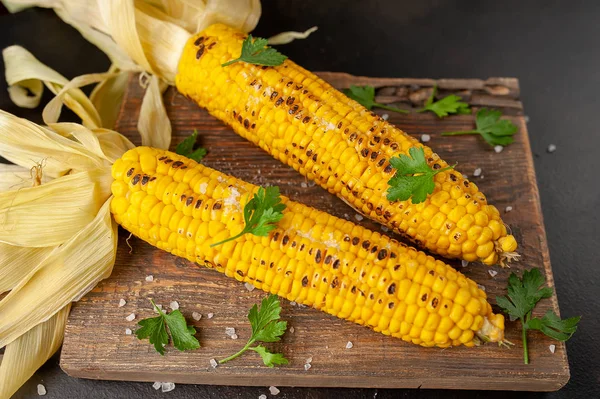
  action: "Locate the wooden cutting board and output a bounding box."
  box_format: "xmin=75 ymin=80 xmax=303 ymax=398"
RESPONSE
xmin=60 ymin=72 xmax=569 ymax=391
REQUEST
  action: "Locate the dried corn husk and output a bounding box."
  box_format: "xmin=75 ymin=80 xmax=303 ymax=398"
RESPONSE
xmin=0 ymin=304 xmax=70 ymax=399
xmin=0 ymin=244 xmax=53 ymax=294
xmin=0 ymin=199 xmax=116 ymax=348
xmin=267 ymin=26 xmax=319 ymax=45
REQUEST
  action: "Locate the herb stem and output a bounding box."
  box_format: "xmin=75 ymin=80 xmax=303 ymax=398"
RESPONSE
xmin=219 ymin=340 xmax=254 ymax=364
xmin=210 ymin=229 xmax=248 ymax=248
xmin=375 ymin=103 xmax=410 ymax=114
xmin=521 ymin=317 xmax=529 ymax=365
xmin=441 ymin=130 xmax=479 ymax=136
xmin=221 ymin=59 xmax=240 ymax=67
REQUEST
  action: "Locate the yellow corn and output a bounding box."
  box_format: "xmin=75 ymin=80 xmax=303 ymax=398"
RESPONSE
xmin=174 ymin=24 xmax=518 ymax=266
xmin=111 ymin=147 xmax=505 ymax=348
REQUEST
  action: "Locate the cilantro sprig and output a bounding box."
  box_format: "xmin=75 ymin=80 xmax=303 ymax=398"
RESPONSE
xmin=222 ymin=35 xmax=287 ymax=67
xmin=417 ymin=86 xmax=470 ymax=117
xmin=442 ymin=108 xmax=518 ymax=147
xmin=386 ymin=147 xmax=455 ymax=204
xmin=175 ymin=130 xmax=207 ymax=162
xmin=344 ymin=85 xmax=408 ymax=114
xmin=135 ymin=300 xmax=200 ymax=355
xmin=219 ymin=294 xmax=288 ymax=367
xmin=210 ymin=186 xmax=286 ymax=247
xmin=496 ymin=268 xmax=580 ymax=364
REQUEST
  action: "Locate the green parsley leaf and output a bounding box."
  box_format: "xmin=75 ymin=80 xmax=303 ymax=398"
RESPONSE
xmin=441 ymin=108 xmax=518 ymax=147
xmin=219 ymin=294 xmax=288 ymax=366
xmin=135 ymin=299 xmax=200 ymax=355
xmin=249 ymin=345 xmax=289 ymax=367
xmin=386 ymin=147 xmax=455 ymax=204
xmin=222 ymin=35 xmax=287 ymax=67
xmin=496 ymin=268 xmax=580 ymax=364
xmin=344 ymin=85 xmax=409 ymax=114
xmin=418 ymin=86 xmax=470 ymax=118
xmin=210 ymin=186 xmax=286 ymax=247
xmin=526 ymin=311 xmax=581 ymax=342
xmin=175 ymin=130 xmax=207 ymax=162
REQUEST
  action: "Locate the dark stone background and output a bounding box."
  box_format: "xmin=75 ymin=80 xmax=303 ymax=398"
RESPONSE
xmin=1 ymin=1 xmax=598 ymax=398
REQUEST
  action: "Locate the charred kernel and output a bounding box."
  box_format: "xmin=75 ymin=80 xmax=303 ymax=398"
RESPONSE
xmin=362 ymin=240 xmax=371 ymax=250
xmin=306 ymin=149 xmax=313 ymax=157
xmin=331 ymin=277 xmax=339 ymax=288
xmin=299 ymin=243 xmax=305 ymax=251
xmin=243 ymin=119 xmax=250 ymax=129
xmin=428 ymin=270 xmax=435 ymax=275
xmin=196 ymin=46 xmax=204 ymax=59
xmin=384 ymin=165 xmax=393 ymax=174
xmin=371 ymin=246 xmax=378 ymax=254
xmin=361 ymin=148 xmax=369 ymax=157
xmin=390 ymin=143 xmax=399 ymax=150
xmin=149 ymin=176 xmax=157 ymax=182
xmin=343 ymin=236 xmax=350 ymax=242
xmin=312 ymin=154 xmax=318 ymax=161
xmin=302 ymin=276 xmax=309 ymax=287
xmin=237 ymin=115 xmax=243 ymax=123
xmin=394 ymin=264 xmax=401 ymax=271
xmin=291 ymin=241 xmax=297 ymax=248
xmin=286 ymin=81 xmax=293 ymax=87
xmin=172 ymin=161 xmax=184 ymax=168
xmin=315 ymin=249 xmax=322 ymax=263
xmin=251 ymin=123 xmax=256 ymax=129
xmin=352 ymin=237 xmax=360 ymax=245
xmin=390 ymin=252 xmax=397 ymax=258
xmin=377 ymin=158 xmax=386 ymax=167
xmin=421 ymin=294 xmax=428 ymax=302
xmin=289 ymin=105 xmax=299 ymax=114
xmin=286 ymin=97 xmax=295 ymax=106
xmin=332 ymin=259 xmax=341 ymax=269
xmin=213 ymin=202 xmax=222 ymax=210
xmin=449 ymin=173 xmax=457 ymax=182
xmin=302 ymin=116 xmax=311 ymax=124
xmin=126 ymin=168 xmax=135 ymax=177
xmin=324 ymin=255 xmax=332 ymax=264
xmin=207 ymin=42 xmax=216 ymax=50
xmin=180 ymin=194 xmax=187 ymax=202
xmin=432 ymin=297 xmax=439 ymax=308
xmin=132 ymin=174 xmax=141 ymax=185
xmin=275 ymin=97 xmax=284 ymax=106
xmin=194 ymin=36 xmax=205 ymax=45
xmin=349 ymin=133 xmax=358 ymax=142
xmin=195 ymin=199 xmax=203 ymax=208
xmin=250 ymin=79 xmax=257 ymax=86
xmin=377 ymin=249 xmax=388 ymax=260
xmin=463 ymin=181 xmax=470 ymax=188
xmin=270 ymin=91 xmax=278 ymax=100
xmin=186 ymin=197 xmax=194 ymax=206
xmin=141 ymin=175 xmax=150 ymax=185
xmin=282 ymin=235 xmax=289 ymax=245
xmin=388 ymin=283 xmax=396 ymax=295
xmin=236 ymin=270 xmax=244 ymax=277
xmin=351 ymin=286 xmax=357 ymax=294
xmin=383 ymin=138 xmax=391 ymax=145
xmin=273 ymin=232 xmax=280 ymax=241
xmin=388 ymin=302 xmax=395 ymax=309
xmin=164 ymin=159 xmax=173 ymax=164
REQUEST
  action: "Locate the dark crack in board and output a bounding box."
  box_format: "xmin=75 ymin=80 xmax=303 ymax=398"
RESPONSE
xmin=60 ymin=72 xmax=569 ymax=391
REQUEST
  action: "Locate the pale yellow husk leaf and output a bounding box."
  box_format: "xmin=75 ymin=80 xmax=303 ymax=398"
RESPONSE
xmin=0 ymin=199 xmax=117 ymax=348
xmin=0 ymin=243 xmax=54 ymax=294
xmin=0 ymin=109 xmax=108 ymax=177
xmin=3 ymin=45 xmax=103 ymax=128
xmin=90 ymin=66 xmax=130 ymax=129
xmin=0 ymin=304 xmax=70 ymax=399
xmin=0 ymin=168 xmax=113 ymax=247
xmin=267 ymin=26 xmax=319 ymax=45
xmin=137 ymin=73 xmax=171 ymax=149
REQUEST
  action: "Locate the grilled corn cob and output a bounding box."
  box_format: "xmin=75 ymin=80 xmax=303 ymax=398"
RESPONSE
xmin=111 ymin=147 xmax=505 ymax=347
xmin=175 ymin=24 xmax=518 ymax=266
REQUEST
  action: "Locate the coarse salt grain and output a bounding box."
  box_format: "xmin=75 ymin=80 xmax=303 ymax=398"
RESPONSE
xmin=290 ymin=326 xmax=295 ymax=333
xmin=306 ymin=357 xmax=313 ymax=364
xmin=170 ymin=301 xmax=179 ymax=310
xmin=354 ymin=214 xmax=363 ymax=222
xmin=380 ymin=226 xmax=389 ymax=232
xmin=304 ymin=363 xmax=312 ymax=371
xmin=477 ymin=284 xmax=486 ymax=292
xmin=345 ymin=341 xmax=353 ymax=349
xmin=549 ymin=344 xmax=556 ymax=354
xmin=473 ymin=168 xmax=482 ymax=177
xmin=125 ymin=313 xmax=136 ymax=322
xmin=461 ymin=260 xmax=469 ymax=268
xmin=505 ymin=206 xmax=513 ymax=213
xmin=547 ymin=144 xmax=557 ymax=153
xmin=125 ymin=328 xmax=132 ymax=335
xmin=161 ymin=382 xmax=175 ymax=393
xmin=488 ymin=270 xmax=498 ymax=278
xmin=269 ymin=386 xmax=280 ymax=395
xmin=152 ymin=382 xmax=162 ymax=390
xmin=118 ymin=299 xmax=126 ymax=307
xmin=37 ymin=384 xmax=46 ymax=396
xmin=231 ymin=333 xmax=238 ymax=339
xmin=192 ymin=312 xmax=202 ymax=321
xmin=300 ymin=182 xmax=308 ymax=188
xmin=210 ymin=358 xmax=218 ymax=368
xmin=244 ymin=282 xmax=256 ymax=292
xmin=145 ymin=275 xmax=154 ymax=282
xmin=259 ymin=395 xmax=267 ymax=399
xmin=420 ymin=134 xmax=431 ymax=143
xmin=382 ymin=113 xmax=389 ymax=120
xmin=480 ymin=175 xmax=484 ymax=179
xmin=290 ymin=301 xmax=297 ymax=306
xmin=225 ymin=327 xmax=236 ymax=337
xmin=207 ymin=313 xmax=214 ymax=319
xmin=494 ymin=145 xmax=504 ymax=153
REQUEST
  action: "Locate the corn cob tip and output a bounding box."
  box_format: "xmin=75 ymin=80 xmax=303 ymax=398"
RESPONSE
xmin=476 ymin=313 xmax=505 ymax=344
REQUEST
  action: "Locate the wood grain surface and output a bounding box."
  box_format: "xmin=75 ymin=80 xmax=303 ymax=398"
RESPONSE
xmin=60 ymin=73 xmax=569 ymax=391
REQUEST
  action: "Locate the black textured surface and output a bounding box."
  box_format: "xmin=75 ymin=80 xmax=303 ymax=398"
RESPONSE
xmin=1 ymin=1 xmax=598 ymax=398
